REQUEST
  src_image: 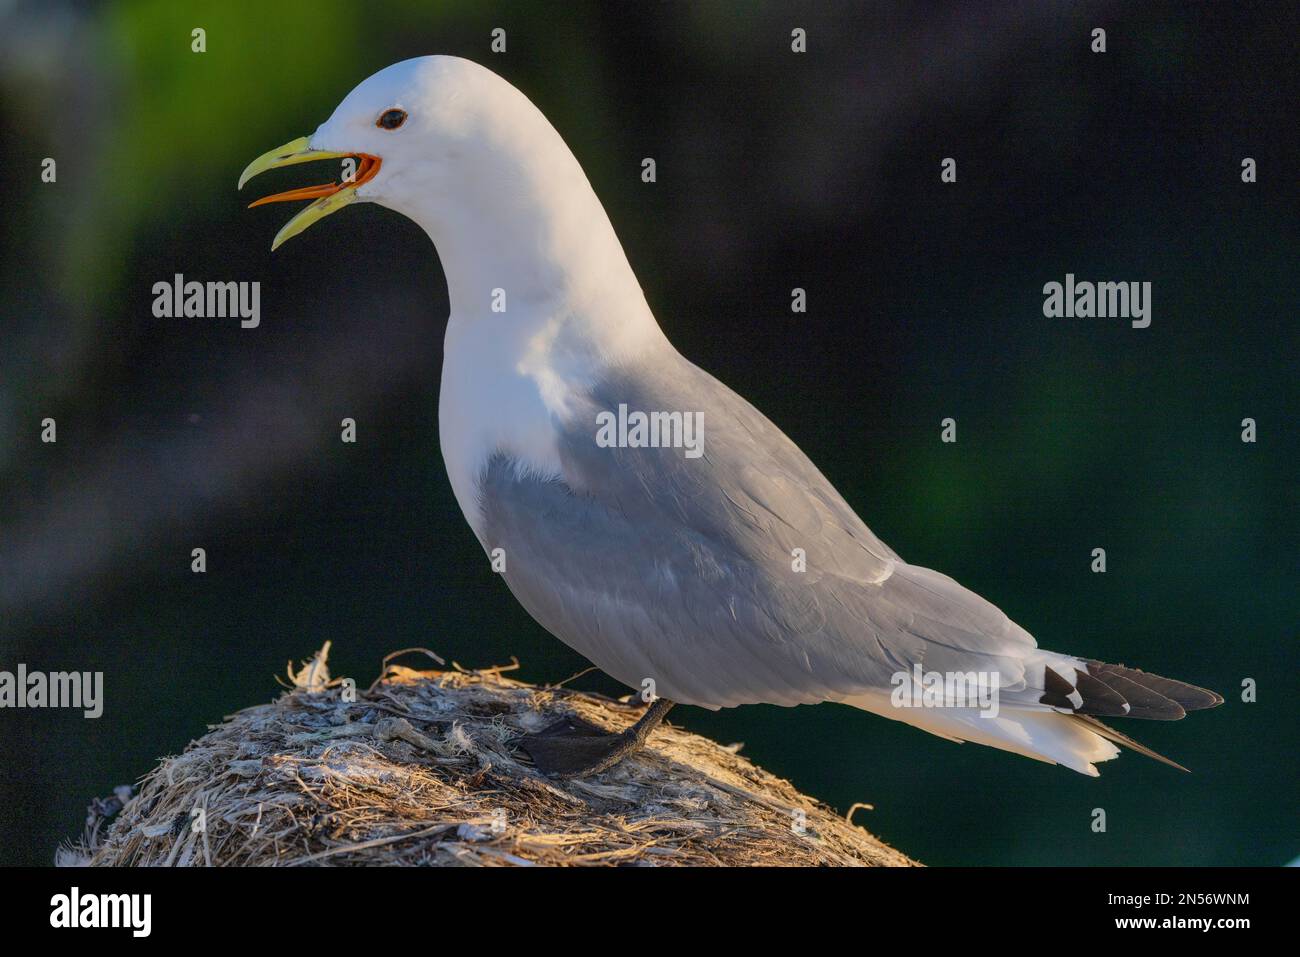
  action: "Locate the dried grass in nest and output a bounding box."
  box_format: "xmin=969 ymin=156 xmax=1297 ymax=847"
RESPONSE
xmin=62 ymin=644 xmax=917 ymax=867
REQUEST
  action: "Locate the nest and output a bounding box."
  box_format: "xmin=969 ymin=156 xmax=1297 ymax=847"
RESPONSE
xmin=62 ymin=645 xmax=916 ymax=867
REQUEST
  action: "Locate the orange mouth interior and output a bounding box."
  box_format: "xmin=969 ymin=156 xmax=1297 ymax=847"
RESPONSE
xmin=248 ymin=153 xmax=382 ymax=208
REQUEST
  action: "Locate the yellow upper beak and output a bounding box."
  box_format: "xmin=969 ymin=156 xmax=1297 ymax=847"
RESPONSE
xmin=239 ymin=136 xmax=382 ymax=250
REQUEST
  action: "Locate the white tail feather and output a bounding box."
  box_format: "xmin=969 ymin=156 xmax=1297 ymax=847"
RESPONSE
xmin=843 ymin=690 xmax=1121 ymax=776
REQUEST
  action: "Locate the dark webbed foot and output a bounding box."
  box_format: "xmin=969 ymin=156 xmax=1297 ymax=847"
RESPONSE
xmin=517 ymin=715 xmax=637 ymax=777
xmin=517 ymin=698 xmax=675 ymax=778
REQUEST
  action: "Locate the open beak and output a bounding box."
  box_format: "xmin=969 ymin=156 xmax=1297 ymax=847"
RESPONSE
xmin=238 ymin=136 xmax=381 ymax=250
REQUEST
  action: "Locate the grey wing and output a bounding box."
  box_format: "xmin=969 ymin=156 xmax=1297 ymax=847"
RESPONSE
xmin=476 ymin=353 xmax=1039 ymax=708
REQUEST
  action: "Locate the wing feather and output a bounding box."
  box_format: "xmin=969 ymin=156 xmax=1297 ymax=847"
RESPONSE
xmin=476 ymin=354 xmax=1048 ymax=709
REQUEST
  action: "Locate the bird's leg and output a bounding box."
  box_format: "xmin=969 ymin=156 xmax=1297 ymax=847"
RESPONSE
xmin=518 ymin=697 xmax=675 ymax=778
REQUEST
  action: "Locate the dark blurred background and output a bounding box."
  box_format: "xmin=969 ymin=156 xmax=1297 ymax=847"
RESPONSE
xmin=0 ymin=0 xmax=1295 ymax=866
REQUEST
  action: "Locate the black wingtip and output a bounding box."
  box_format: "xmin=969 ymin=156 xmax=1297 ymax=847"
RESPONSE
xmin=1086 ymin=660 xmax=1223 ymax=716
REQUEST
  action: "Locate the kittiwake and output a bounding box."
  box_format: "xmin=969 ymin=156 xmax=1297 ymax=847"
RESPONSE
xmin=239 ymin=55 xmax=1222 ymax=778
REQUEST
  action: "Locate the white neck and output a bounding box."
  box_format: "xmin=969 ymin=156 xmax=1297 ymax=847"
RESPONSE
xmin=385 ymin=92 xmax=669 ymax=536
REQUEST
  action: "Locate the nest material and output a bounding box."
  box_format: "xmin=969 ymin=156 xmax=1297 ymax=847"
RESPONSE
xmin=64 ymin=645 xmax=916 ymax=867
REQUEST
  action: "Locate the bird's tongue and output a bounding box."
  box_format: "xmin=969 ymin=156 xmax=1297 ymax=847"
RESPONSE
xmin=248 ymin=181 xmax=341 ymax=207
xmin=248 ymin=154 xmax=381 ymax=207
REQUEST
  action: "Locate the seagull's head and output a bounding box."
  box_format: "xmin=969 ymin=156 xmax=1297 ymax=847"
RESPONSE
xmin=240 ymin=55 xmax=654 ymax=335
xmin=239 ymin=55 xmax=593 ymax=254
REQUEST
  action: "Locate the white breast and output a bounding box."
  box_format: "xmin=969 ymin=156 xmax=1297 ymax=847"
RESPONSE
xmin=439 ymin=313 xmax=566 ymax=543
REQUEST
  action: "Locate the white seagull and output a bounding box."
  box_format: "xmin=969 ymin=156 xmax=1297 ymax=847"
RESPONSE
xmin=240 ymin=56 xmax=1220 ymax=777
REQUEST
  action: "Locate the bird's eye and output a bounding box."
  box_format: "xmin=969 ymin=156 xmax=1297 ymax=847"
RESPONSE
xmin=376 ymin=108 xmax=407 ymax=130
